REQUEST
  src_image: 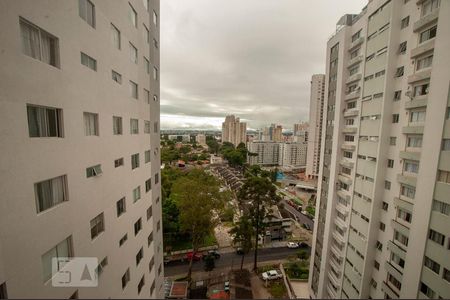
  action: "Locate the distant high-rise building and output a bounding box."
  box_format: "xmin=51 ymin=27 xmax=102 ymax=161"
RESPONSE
xmin=306 ymin=74 xmax=326 ymax=179
xmin=309 ymin=1 xmax=450 ymax=299
xmin=280 ymin=142 xmax=308 ymax=167
xmin=221 ymin=115 xmax=247 ymax=146
xmin=294 ymin=122 xmax=309 ymax=143
xmin=0 ymin=0 xmax=163 ymax=298
xmin=294 ymin=122 xmax=309 ymax=136
xmin=273 ymin=125 xmax=283 ymax=142
xmin=196 ymin=134 xmax=207 ymax=145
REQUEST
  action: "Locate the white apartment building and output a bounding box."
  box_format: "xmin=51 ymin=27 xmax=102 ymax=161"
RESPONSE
xmin=280 ymin=142 xmax=308 ymax=167
xmin=196 ymin=133 xmax=207 ymax=145
xmin=221 ymin=115 xmax=247 ymax=146
xmin=309 ymin=0 xmax=450 ymax=299
xmin=247 ymin=141 xmax=281 ymax=166
xmin=306 ymin=74 xmax=326 ymax=179
xmin=0 ymin=0 xmax=163 ymax=298
xmin=168 ymin=134 xmax=190 ymax=142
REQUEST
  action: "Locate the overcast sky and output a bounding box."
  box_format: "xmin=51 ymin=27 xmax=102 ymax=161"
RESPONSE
xmin=160 ymin=0 xmax=365 ymax=130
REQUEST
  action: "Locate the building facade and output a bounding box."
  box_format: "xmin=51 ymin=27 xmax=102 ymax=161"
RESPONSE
xmin=306 ymin=74 xmax=326 ymax=179
xmin=0 ymin=0 xmax=164 ymax=298
xmin=221 ymin=115 xmax=247 ymax=146
xmin=195 ymin=133 xmax=206 ymax=145
xmin=247 ymin=141 xmax=281 ymax=166
xmin=280 ymin=142 xmax=308 ymax=167
xmin=309 ymin=0 xmax=450 ymax=299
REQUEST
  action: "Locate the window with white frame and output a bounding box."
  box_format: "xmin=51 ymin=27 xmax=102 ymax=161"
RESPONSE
xmin=129 ymin=42 xmax=137 ymax=63
xmin=397 ymin=207 xmax=412 ymax=223
xmin=78 ymin=0 xmax=95 ymax=28
xmin=407 ymin=135 xmax=422 ymax=148
xmin=112 ymin=70 xmax=122 ymax=84
xmin=110 ymin=23 xmax=120 ymax=49
xmin=394 ymin=230 xmax=409 ymax=247
xmin=424 ymin=256 xmax=440 ymax=274
xmin=20 ymin=18 xmax=59 ymax=67
xmin=114 ymin=157 xmax=124 ymax=168
xmin=428 ymin=228 xmax=445 ymax=245
xmin=420 ymin=25 xmax=437 ymax=43
xmin=131 ymin=153 xmax=140 ymax=170
xmin=421 ymin=0 xmax=440 ymax=17
xmin=133 ymin=186 xmax=141 ymax=202
xmin=129 ymin=3 xmax=137 ymax=27
xmin=416 ymin=54 xmax=433 ymax=70
xmin=129 ymin=81 xmax=138 ymax=99
xmin=410 ymin=110 xmax=426 ymax=123
xmin=432 ymin=199 xmax=450 ymax=215
xmin=437 ymin=170 xmax=450 ymax=184
xmin=90 ymin=213 xmax=104 ymax=239
xmin=413 ymin=83 xmax=429 ymax=97
xmin=81 ymin=52 xmax=97 ymax=71
xmin=83 ymin=112 xmax=98 ymax=136
xmin=144 ymin=121 xmax=151 ymax=133
xmin=27 ymin=105 xmax=63 ymax=137
xmin=403 ymin=160 xmax=419 ymax=174
xmin=400 ymin=184 xmax=415 ymax=199
xmin=41 ymin=236 xmax=73 ymax=281
xmin=442 ymin=139 xmax=450 ymax=151
xmin=35 ymin=175 xmax=67 ymax=213
xmin=86 ymin=164 xmax=102 ymax=178
xmin=130 ymin=118 xmax=139 ymax=134
xmin=113 ymin=116 xmax=122 ymax=135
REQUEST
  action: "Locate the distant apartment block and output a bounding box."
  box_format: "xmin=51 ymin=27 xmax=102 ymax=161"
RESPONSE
xmin=168 ymin=134 xmax=190 ymax=142
xmin=309 ymin=0 xmax=450 ymax=299
xmin=0 ymin=0 xmax=163 ymax=298
xmin=221 ymin=115 xmax=247 ymax=146
xmin=247 ymin=141 xmax=307 ymax=167
xmin=306 ymin=74 xmax=326 ymax=179
xmin=196 ymin=133 xmax=207 ymax=145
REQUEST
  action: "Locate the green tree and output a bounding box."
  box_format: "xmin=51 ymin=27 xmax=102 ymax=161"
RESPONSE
xmin=238 ymin=176 xmax=281 ymax=271
xmin=203 ymin=254 xmax=215 ymax=271
xmin=206 ymin=136 xmax=220 ymax=154
xmin=229 ymin=214 xmax=253 ymax=270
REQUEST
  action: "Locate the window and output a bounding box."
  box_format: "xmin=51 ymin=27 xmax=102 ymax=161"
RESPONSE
xmin=149 ymin=256 xmax=155 ymax=271
xmin=350 ymin=48 xmax=359 ymax=59
xmin=401 ymin=16 xmax=409 ymax=29
xmin=389 ymin=137 xmax=396 ymax=145
xmin=112 ymin=70 xmax=122 ymax=84
xmin=420 ymin=282 xmax=435 ymax=298
xmin=136 ymin=248 xmax=144 ymax=266
xmin=147 ymin=206 xmax=153 ymax=220
xmin=80 ymin=52 xmax=97 ymax=71
xmin=96 ymin=257 xmax=108 ymax=276
xmin=344 ymin=135 xmax=355 ymax=142
xmin=424 ymin=256 xmax=440 ymax=274
xmin=400 ymin=184 xmax=415 ymax=199
xmin=375 ymin=241 xmax=383 ymax=251
xmin=391 ymin=253 xmax=405 ymax=268
xmin=121 ymin=269 xmax=130 ymax=289
xmin=90 ymin=213 xmax=104 ymax=239
xmin=394 ymin=230 xmax=409 ymax=247
xmin=110 ymin=23 xmax=120 ymax=49
xmin=379 ymin=222 xmax=386 ymax=232
xmin=158 ymin=264 xmax=162 ymax=275
xmin=442 ymin=139 xmax=450 ymax=151
xmin=144 ymin=89 xmax=150 ymax=103
xmin=131 ymin=153 xmax=140 ymax=170
xmin=443 ymin=268 xmax=450 ymax=283
xmin=407 ymin=135 xmax=422 ymax=148
xmin=35 ymin=175 xmax=67 ymax=213
xmin=129 ymin=81 xmax=138 ymax=99
xmin=347 ymin=101 xmax=356 ymax=109
xmin=421 ymin=0 xmax=440 ymax=17
xmin=138 ymin=275 xmax=145 ymax=294
xmin=130 ymin=118 xmax=139 ymax=134
xmin=410 ymin=110 xmax=426 ymax=123
xmin=382 ymin=201 xmax=389 ymax=211
xmin=343 ymin=151 xmax=353 ymax=159
xmin=153 ymin=10 xmax=158 ymax=26
xmin=144 ymin=57 xmax=150 ymax=74
xmin=155 ymin=173 xmax=159 ymax=184
xmin=148 ymin=232 xmax=154 ymax=247
xmin=404 ymin=160 xmax=419 ymax=173
xmin=398 ymin=41 xmax=407 ymax=54
xmin=115 ymin=157 xmax=124 ymax=168
xmin=397 ymin=208 xmax=412 ymax=223
xmin=153 ymin=38 xmax=158 ymax=49
xmin=129 ymin=3 xmax=137 ymax=27
xmin=416 ymin=55 xmax=433 ymax=70
xmin=78 ymin=0 xmax=95 ymax=27
xmin=153 ymin=66 xmax=158 ymax=80
xmin=437 ymin=170 xmax=450 ymax=184
xmin=395 ymin=66 xmax=404 ymax=77
xmin=119 ymin=234 xmax=128 ymax=246
xmin=117 ymin=198 xmax=126 ymax=217
xmin=145 ymin=178 xmax=151 ymax=192
xmin=20 ymin=18 xmax=60 ymax=67
xmin=351 ymin=30 xmax=361 ymax=42
xmin=134 ymin=218 xmax=142 ymax=235
xmin=143 ymin=24 xmax=149 ymax=43
xmin=349 ymin=65 xmax=359 ymax=75
xmin=432 ymin=200 xmax=450 ymax=215
xmin=113 ymin=116 xmax=122 ymax=135
xmin=429 ymin=229 xmax=445 ymax=245
xmin=41 ymin=236 xmax=73 ymax=281
xmin=0 ymin=282 xmax=7 ymax=299
xmin=145 ymin=150 xmax=151 ymax=163
xmin=86 ymin=164 xmax=102 ymax=178
xmin=143 ymin=0 xmax=149 ymax=11
xmin=27 ymin=105 xmax=63 ymax=137
xmin=394 ymin=90 xmax=401 ymax=101
xmin=144 ymin=121 xmax=151 ymax=133
xmin=420 ymin=25 xmax=437 ymax=43
xmin=154 ymin=121 xmax=158 ymax=133
xmin=385 ymin=180 xmax=391 ymax=190
xmin=157 ymin=220 xmax=161 ymax=232
xmin=133 ymin=186 xmax=141 ymax=202
xmin=84 ymin=112 xmax=98 ymax=136
xmin=392 ymin=114 xmax=399 ymax=123
xmin=129 ymin=43 xmax=137 ymax=63
xmin=387 ymin=159 xmax=394 ymax=168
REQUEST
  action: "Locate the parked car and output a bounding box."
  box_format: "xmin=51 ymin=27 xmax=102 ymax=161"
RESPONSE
xmin=203 ymin=250 xmax=221 ymax=259
xmin=185 ymin=251 xmax=202 ymax=261
xmin=224 ymin=281 xmax=230 ymax=292
xmin=236 ymin=247 xmax=244 ymax=255
xmin=298 ymin=242 xmax=309 ymax=248
xmin=262 ymin=270 xmax=283 ymax=281
xmin=287 ymin=242 xmax=299 ymax=249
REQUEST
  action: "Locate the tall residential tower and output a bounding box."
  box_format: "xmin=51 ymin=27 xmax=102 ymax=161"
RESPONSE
xmin=309 ymin=0 xmax=450 ymax=299
xmin=221 ymin=115 xmax=247 ymax=146
xmin=0 ymin=0 xmax=164 ymax=298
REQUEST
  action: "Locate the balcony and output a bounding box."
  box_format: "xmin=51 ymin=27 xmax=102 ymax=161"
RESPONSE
xmin=344 ymin=90 xmax=361 ymax=101
xmin=343 ymin=108 xmax=359 ymax=117
xmin=347 ymin=55 xmax=363 ymax=67
xmin=337 ymin=189 xmax=351 ymax=201
xmin=410 ymin=39 xmax=435 ymax=58
xmin=348 ymin=37 xmax=364 ymax=51
xmin=399 ymin=151 xmax=421 ymax=161
xmin=397 ymin=173 xmax=417 ymax=187
xmin=342 ymin=125 xmax=357 ymax=134
xmin=339 ymin=158 xmax=354 ymax=169
xmin=328 ymin=271 xmax=340 ymax=288
xmin=327 ymin=283 xmax=338 ymax=299
xmin=341 ymin=142 xmax=356 ymax=151
xmin=407 ymin=69 xmax=432 ymax=84
xmin=413 ymin=9 xmax=439 ymax=32
xmin=346 ymin=73 xmax=362 ymax=84
xmin=402 ymin=125 xmax=424 ymax=134
xmin=330 ymin=244 xmax=343 ymax=259
xmin=338 ymin=174 xmax=352 ymax=186
xmin=404 ymin=96 xmax=428 ymax=109
xmin=381 ymin=281 xmax=400 ymax=299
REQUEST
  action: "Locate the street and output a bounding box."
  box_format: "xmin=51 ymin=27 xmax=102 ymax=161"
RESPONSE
xmin=164 ymin=246 xmax=305 ymax=277
xmin=280 ymin=199 xmax=314 ymax=229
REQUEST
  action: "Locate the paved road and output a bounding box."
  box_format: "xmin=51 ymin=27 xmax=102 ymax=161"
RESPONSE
xmin=164 ymin=247 xmax=303 ymax=277
xmin=280 ymin=199 xmax=314 ymax=229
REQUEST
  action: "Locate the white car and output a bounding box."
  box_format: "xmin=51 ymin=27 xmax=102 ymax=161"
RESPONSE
xmin=287 ymin=242 xmax=299 ymax=249
xmin=262 ymin=270 xmax=283 ymax=280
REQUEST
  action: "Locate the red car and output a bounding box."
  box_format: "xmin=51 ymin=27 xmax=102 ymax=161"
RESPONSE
xmin=185 ymin=252 xmax=202 ymax=261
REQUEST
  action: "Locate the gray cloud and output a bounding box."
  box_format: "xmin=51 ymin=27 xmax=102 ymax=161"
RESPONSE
xmin=161 ymin=0 xmax=364 ymax=130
